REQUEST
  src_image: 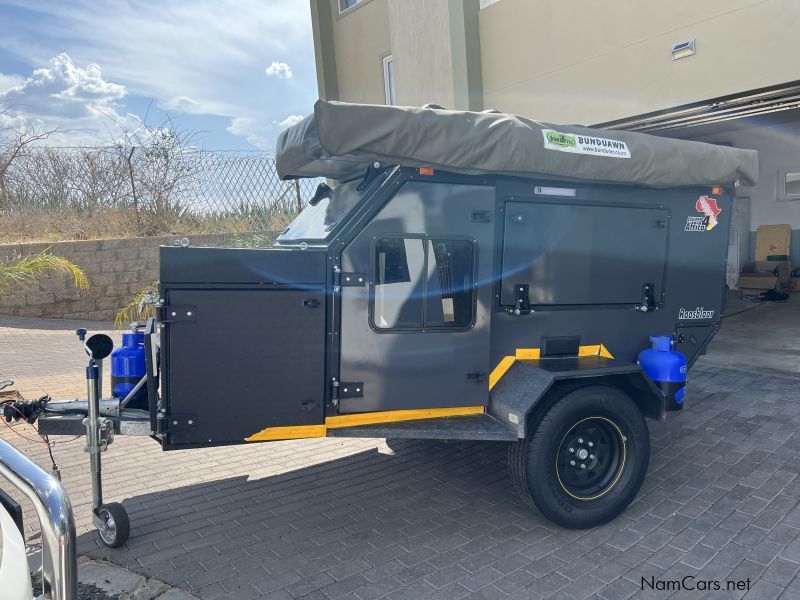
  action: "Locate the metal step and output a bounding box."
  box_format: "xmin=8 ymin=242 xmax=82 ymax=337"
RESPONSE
xmin=326 ymin=413 xmax=518 ymax=441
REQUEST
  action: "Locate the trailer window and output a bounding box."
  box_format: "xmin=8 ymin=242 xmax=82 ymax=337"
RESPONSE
xmin=277 ymin=179 xmax=364 ymax=242
xmin=373 ymin=237 xmax=474 ymax=330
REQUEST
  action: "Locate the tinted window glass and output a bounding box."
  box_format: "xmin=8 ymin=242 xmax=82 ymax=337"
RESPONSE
xmin=425 ymin=240 xmax=474 ymax=328
xmin=277 ymin=180 xmax=364 ymax=242
xmin=374 ymin=238 xmax=425 ymax=329
xmin=373 ymin=237 xmax=474 ymax=330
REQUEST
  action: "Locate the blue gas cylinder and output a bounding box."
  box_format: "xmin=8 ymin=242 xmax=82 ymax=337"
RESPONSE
xmin=111 ymin=329 xmax=147 ymax=408
xmin=637 ymin=335 xmax=687 ymax=412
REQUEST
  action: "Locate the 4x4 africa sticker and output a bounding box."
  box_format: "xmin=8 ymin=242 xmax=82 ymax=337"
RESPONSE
xmin=685 ymin=195 xmax=721 ymax=232
xmin=542 ymin=129 xmax=631 ymax=159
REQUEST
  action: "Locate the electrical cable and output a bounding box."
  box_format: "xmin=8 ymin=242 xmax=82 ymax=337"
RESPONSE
xmin=1 ymin=416 xmax=49 ymax=444
xmin=722 ymin=302 xmax=767 ymax=319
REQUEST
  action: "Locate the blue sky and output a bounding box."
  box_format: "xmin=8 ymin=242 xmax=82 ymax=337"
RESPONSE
xmin=0 ymin=0 xmax=318 ymax=150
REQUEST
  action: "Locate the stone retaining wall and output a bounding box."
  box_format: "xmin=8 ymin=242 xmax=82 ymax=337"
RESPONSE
xmin=0 ymin=233 xmax=240 ymax=321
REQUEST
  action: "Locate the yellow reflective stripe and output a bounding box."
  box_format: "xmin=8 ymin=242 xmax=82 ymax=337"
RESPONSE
xmin=515 ymin=348 xmax=541 ymax=359
xmin=246 ymin=406 xmax=486 ymax=441
xmin=489 ymin=355 xmax=516 ymax=390
xmin=578 ymin=344 xmax=614 ymax=359
xmin=489 ymin=344 xmax=614 ymax=391
xmin=599 ymin=344 xmax=614 ymax=359
xmin=245 ymin=424 xmax=327 ymax=442
xmin=326 ymin=405 xmax=484 ymax=429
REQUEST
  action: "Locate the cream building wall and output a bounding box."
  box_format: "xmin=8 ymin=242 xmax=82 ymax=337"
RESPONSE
xmin=479 ymin=0 xmax=800 ymax=124
xmin=316 ymin=0 xmax=800 ymax=124
xmin=311 ymin=0 xmax=800 ymax=260
xmin=314 ymin=0 xmax=392 ymax=105
xmin=388 ymin=0 xmax=456 ymax=108
xmin=312 ymin=0 xmax=481 ymax=109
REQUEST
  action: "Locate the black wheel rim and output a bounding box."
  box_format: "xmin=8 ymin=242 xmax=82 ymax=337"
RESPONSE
xmin=556 ymin=416 xmax=626 ymax=501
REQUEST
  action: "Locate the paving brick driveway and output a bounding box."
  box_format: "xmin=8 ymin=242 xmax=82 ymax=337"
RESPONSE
xmin=3 ymin=316 xmax=800 ymax=599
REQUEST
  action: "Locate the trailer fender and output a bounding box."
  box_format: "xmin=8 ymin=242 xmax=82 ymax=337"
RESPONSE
xmin=488 ymin=359 xmax=664 ymax=438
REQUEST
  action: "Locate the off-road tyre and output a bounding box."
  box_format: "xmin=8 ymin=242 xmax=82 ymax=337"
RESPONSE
xmin=509 ymin=385 xmax=649 ymax=529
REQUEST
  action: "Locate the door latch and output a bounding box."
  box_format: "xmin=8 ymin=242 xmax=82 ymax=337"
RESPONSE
xmin=636 ymin=283 xmax=657 ymax=312
xmin=508 ymin=283 xmax=532 ymax=316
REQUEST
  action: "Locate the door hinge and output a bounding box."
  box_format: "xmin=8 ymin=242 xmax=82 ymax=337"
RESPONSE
xmin=156 ymin=304 xmax=197 ymax=323
xmin=331 ymin=378 xmax=364 ymax=404
xmin=339 ymin=273 xmax=366 ymax=287
xmin=161 ymin=413 xmax=197 ymax=433
xmin=338 ymin=381 xmax=364 ymax=398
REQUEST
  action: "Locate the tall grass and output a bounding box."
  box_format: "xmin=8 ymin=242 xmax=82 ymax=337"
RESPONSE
xmin=0 ymin=148 xmax=319 ymax=244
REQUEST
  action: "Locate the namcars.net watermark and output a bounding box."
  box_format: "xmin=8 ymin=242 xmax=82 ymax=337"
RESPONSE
xmin=642 ymin=576 xmax=751 ymax=593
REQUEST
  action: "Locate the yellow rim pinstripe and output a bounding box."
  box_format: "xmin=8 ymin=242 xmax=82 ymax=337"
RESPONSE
xmin=555 ymin=416 xmax=627 ymax=502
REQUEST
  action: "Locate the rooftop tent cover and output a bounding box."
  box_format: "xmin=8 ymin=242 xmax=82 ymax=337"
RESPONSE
xmin=276 ymin=100 xmax=759 ymax=188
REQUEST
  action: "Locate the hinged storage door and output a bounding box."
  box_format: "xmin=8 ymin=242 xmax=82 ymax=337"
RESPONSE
xmin=501 ymin=201 xmax=670 ymax=307
xmin=161 ymin=288 xmax=326 ymax=447
xmin=337 ymin=181 xmax=496 ymax=413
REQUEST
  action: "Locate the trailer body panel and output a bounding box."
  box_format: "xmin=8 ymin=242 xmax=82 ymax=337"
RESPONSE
xmin=500 ymin=201 xmax=669 ymax=306
xmin=152 ymin=170 xmax=733 ymax=448
xmin=337 ymin=181 xmax=496 ymax=413
xmin=490 ymin=178 xmax=732 ymax=372
xmin=161 ymin=287 xmax=326 ymax=448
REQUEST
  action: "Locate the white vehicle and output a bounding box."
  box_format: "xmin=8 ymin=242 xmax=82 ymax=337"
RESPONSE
xmin=0 ymin=381 xmax=77 ymax=600
xmin=0 ymin=493 xmax=33 ymax=600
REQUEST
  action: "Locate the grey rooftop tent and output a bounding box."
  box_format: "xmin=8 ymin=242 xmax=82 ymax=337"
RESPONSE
xmin=276 ymin=100 xmax=758 ymax=188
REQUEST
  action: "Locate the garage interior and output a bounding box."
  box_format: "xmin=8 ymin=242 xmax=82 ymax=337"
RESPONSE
xmin=600 ymin=83 xmax=800 ymax=379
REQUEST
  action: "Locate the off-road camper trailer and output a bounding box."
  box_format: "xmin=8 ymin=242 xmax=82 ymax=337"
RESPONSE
xmin=25 ymin=101 xmax=758 ymax=543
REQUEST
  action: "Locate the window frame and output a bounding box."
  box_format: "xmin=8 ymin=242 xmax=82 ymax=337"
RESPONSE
xmin=368 ymin=233 xmax=478 ymax=333
xmin=382 ymin=54 xmax=396 ymax=106
xmin=338 ymin=0 xmax=367 ymax=16
xmin=778 ymin=168 xmax=800 ymax=202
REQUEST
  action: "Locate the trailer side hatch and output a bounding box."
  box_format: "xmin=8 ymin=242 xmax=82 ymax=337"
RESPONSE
xmin=501 ymin=201 xmax=669 ymax=307
xmin=161 ymin=288 xmax=326 ymax=448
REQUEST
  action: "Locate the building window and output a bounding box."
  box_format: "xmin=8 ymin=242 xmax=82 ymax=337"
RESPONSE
xmin=779 ymin=169 xmax=800 ymax=201
xmin=372 ymin=237 xmax=474 ymax=330
xmin=383 ymin=55 xmax=396 ymax=105
xmin=339 ymin=0 xmax=363 ymax=13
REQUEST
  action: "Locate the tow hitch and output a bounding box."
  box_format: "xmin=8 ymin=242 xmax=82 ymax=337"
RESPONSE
xmin=4 ymin=326 xmax=146 ymax=547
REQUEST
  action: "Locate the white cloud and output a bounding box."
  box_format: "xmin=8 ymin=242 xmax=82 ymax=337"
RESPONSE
xmin=163 ymin=96 xmax=200 ymax=112
xmin=276 ymin=114 xmax=303 ymax=128
xmin=265 ymin=61 xmax=293 ymax=80
xmin=0 ymin=0 xmax=317 ymax=149
xmin=0 ymin=73 xmax=24 ymax=93
xmin=1 ymin=54 xmax=124 ymax=119
xmin=0 ymin=53 xmax=132 ymax=145
xmin=227 ymin=116 xmax=272 ymax=149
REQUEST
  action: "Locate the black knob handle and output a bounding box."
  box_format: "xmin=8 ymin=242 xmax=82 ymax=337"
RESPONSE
xmin=76 ymin=328 xmax=87 ymax=341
